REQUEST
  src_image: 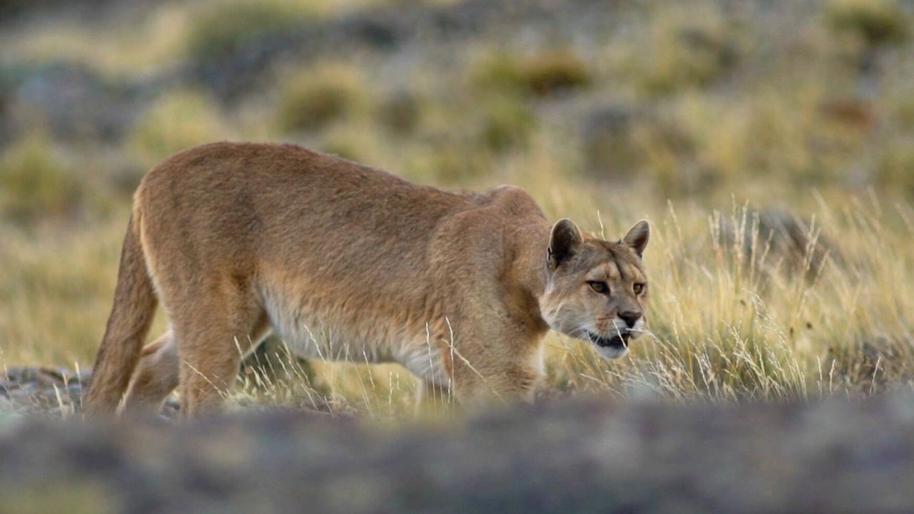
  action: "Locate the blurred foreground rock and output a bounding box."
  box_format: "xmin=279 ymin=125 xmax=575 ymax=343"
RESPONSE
xmin=2 ymin=395 xmax=914 ymax=513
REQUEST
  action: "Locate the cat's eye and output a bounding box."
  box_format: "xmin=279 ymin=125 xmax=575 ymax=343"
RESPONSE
xmin=633 ymin=283 xmax=645 ymax=295
xmin=588 ymin=281 xmax=609 ymax=294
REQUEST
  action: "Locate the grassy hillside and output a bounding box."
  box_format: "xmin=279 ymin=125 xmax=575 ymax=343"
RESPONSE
xmin=1 ymin=0 xmax=913 ymax=416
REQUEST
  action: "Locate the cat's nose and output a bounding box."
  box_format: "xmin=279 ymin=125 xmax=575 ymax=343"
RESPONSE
xmin=619 ymin=310 xmax=642 ymax=328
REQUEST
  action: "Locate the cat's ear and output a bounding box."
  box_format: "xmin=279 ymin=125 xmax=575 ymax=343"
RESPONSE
xmin=622 ymin=220 xmax=650 ymax=258
xmin=548 ymin=219 xmax=583 ymax=269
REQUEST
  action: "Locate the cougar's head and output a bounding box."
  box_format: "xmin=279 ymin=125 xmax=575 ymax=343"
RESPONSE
xmin=540 ymin=219 xmax=651 ymax=359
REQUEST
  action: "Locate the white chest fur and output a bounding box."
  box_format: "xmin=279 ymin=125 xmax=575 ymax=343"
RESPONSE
xmin=260 ymin=288 xmax=451 ymax=386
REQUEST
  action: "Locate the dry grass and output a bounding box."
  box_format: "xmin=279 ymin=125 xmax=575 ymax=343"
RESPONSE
xmin=471 ymin=49 xmax=593 ymax=97
xmin=621 ymin=2 xmax=739 ymax=97
xmin=4 ymin=173 xmax=912 ymax=415
xmin=0 ymin=5 xmax=191 ymax=76
xmin=0 ymin=135 xmax=85 ymax=224
xmin=2 ymin=0 xmax=914 ymax=418
xmin=825 ymin=0 xmax=910 ymax=47
xmin=0 ymin=215 xmax=161 ymax=365
xmin=205 ymin=190 xmax=914 ymax=414
xmin=128 ymin=88 xmax=233 ymax=168
xmin=275 ymin=62 xmax=374 ymax=133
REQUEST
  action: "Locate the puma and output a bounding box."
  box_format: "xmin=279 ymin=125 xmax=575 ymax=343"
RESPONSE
xmin=83 ymin=142 xmax=650 ymax=416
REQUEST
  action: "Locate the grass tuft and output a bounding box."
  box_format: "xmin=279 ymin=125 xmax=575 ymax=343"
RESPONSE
xmin=0 ymin=135 xmax=85 ymax=224
xmin=825 ymin=0 xmax=909 ymax=47
xmin=625 ymin=4 xmax=739 ymax=96
xmin=186 ymin=0 xmax=313 ymax=60
xmin=275 ymin=63 xmax=373 ymax=133
xmin=472 ymin=49 xmax=592 ymax=97
xmin=477 ymin=94 xmax=536 ymax=152
xmin=127 ymin=89 xmax=229 ymax=168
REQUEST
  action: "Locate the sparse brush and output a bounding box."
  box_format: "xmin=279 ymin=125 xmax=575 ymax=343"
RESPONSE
xmin=477 ymin=94 xmax=536 ymax=152
xmin=377 ymin=90 xmax=423 ymax=135
xmin=185 ymin=0 xmax=313 ymax=60
xmin=230 ymin=340 xmax=419 ymax=419
xmin=318 ymin=120 xmax=386 ymax=162
xmin=0 ymin=217 xmax=157 ymax=364
xmin=825 ymin=0 xmax=909 ymax=47
xmin=471 ymin=49 xmax=592 ymax=98
xmin=0 ymin=135 xmax=85 ymax=224
xmin=233 ymin=339 xmax=342 ymax=414
xmin=666 ymin=87 xmax=863 ymax=195
xmin=580 ymin=106 xmax=696 ymax=193
xmin=874 ymin=136 xmax=914 ymax=196
xmin=276 ymin=63 xmax=373 ymax=133
xmin=408 ymin=139 xmax=495 ymax=184
xmin=625 ymin=4 xmax=739 ymax=96
xmin=127 ymin=89 xmax=229 ymax=168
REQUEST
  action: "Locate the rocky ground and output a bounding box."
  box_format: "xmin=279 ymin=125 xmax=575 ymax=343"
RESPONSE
xmin=0 ymin=366 xmax=89 ymax=418
xmin=2 ymin=367 xmax=914 ymax=513
xmin=0 ymin=366 xmax=181 ymax=420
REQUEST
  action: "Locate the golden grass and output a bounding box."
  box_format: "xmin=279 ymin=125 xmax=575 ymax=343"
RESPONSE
xmin=0 ymin=5 xmax=191 ymax=76
xmin=213 ymin=186 xmax=914 ymax=414
xmin=0 ymin=0 xmax=398 ymax=75
xmin=0 ymin=135 xmax=85 ymax=224
xmin=621 ymin=2 xmax=739 ymax=96
xmin=185 ymin=0 xmax=317 ymax=60
xmin=2 ymin=163 xmax=912 ymax=414
xmin=825 ymin=0 xmax=910 ymax=47
xmin=471 ymin=49 xmax=593 ymax=97
xmin=0 ymin=214 xmax=164 ymax=365
xmin=127 ymin=88 xmax=234 ymax=168
xmin=1 ymin=0 xmax=914 ymax=418
xmin=275 ymin=62 xmax=374 ymax=133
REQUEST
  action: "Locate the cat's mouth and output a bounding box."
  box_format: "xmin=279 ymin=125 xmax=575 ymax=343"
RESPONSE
xmin=587 ymin=331 xmax=629 ymax=350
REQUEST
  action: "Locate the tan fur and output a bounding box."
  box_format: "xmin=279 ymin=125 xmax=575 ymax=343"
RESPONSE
xmin=83 ymin=142 xmax=650 ymax=417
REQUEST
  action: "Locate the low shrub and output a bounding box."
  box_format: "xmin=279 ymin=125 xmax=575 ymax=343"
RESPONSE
xmin=186 ymin=0 xmax=311 ymax=60
xmin=0 ymin=135 xmax=84 ymax=224
xmin=874 ymin=136 xmax=914 ymax=196
xmin=478 ymin=94 xmax=536 ymax=152
xmin=276 ymin=63 xmax=372 ymax=133
xmin=377 ymin=90 xmax=423 ymax=135
xmin=472 ymin=49 xmax=592 ymax=97
xmin=626 ymin=6 xmax=739 ymax=96
xmin=825 ymin=0 xmax=909 ymax=47
xmin=127 ymin=89 xmax=228 ymax=167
